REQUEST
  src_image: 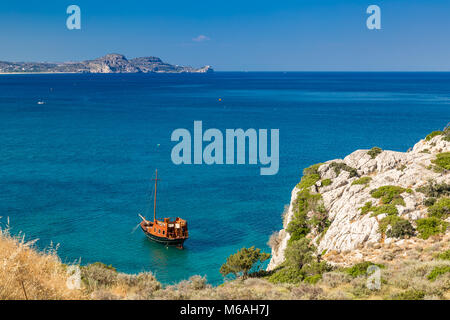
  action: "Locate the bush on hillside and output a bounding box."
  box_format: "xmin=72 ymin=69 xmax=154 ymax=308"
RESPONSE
xmin=220 ymin=247 xmax=270 ymax=279
xmin=329 ymin=162 xmax=358 ymax=178
xmin=370 ymin=185 xmax=406 ymax=205
xmin=432 ymin=152 xmax=450 ymax=170
xmin=436 ymin=250 xmax=450 ymax=261
xmin=428 ymin=197 xmax=450 ymax=219
xmin=367 ymin=147 xmax=383 ymax=159
xmin=427 ymin=266 xmax=450 ymax=281
xmin=416 ymin=217 xmax=448 ymax=239
xmin=284 ymin=238 xmax=315 ymax=270
xmin=345 ymin=261 xmax=384 ymax=278
xmin=416 ymin=181 xmax=450 ymax=198
xmin=379 ymin=215 xmax=415 ymax=238
xmin=360 ymin=202 xmax=398 ymax=216
xmin=425 ymin=131 xmax=442 ymax=141
xmin=352 ymin=177 xmax=372 ymax=186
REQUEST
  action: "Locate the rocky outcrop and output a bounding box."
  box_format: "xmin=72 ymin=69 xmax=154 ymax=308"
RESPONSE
xmin=0 ymin=54 xmax=214 ymax=74
xmin=87 ymin=54 xmax=140 ymax=73
xmin=268 ymin=133 xmax=449 ymax=271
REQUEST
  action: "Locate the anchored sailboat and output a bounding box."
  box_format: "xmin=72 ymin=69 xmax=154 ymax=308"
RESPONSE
xmin=139 ymin=170 xmax=188 ymax=248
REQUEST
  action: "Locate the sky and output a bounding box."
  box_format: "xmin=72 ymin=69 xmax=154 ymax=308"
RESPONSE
xmin=0 ymin=0 xmax=450 ymax=71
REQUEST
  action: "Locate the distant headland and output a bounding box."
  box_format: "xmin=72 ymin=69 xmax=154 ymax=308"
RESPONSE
xmin=0 ymin=53 xmax=214 ymax=74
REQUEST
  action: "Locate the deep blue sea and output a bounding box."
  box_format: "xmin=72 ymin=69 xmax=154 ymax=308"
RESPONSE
xmin=0 ymin=72 xmax=449 ymax=285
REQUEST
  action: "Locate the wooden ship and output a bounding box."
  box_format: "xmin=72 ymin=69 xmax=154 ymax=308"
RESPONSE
xmin=139 ymin=170 xmax=188 ymax=248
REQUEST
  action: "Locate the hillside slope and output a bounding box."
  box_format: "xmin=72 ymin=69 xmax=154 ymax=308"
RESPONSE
xmin=268 ymin=130 xmax=450 ymax=270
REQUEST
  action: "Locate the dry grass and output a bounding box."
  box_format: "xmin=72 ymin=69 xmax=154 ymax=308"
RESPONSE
xmin=0 ymin=224 xmax=86 ymax=300
xmin=1 ymin=222 xmax=449 ymax=300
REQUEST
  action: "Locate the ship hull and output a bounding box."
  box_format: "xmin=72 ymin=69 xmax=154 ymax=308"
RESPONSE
xmin=141 ymin=225 xmax=187 ymax=247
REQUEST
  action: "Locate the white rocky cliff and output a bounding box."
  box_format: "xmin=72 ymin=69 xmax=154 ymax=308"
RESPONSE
xmin=268 ymin=133 xmax=449 ymax=271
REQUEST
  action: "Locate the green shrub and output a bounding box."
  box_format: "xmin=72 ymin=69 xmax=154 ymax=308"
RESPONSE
xmin=392 ymin=289 xmax=425 ymax=300
xmin=284 ymin=238 xmax=315 ymax=270
xmin=267 ymin=267 xmax=304 ymax=284
xmin=444 ymin=124 xmax=450 ymax=141
xmin=360 ymin=201 xmax=399 ymax=216
xmin=416 ymin=217 xmax=448 ymax=239
xmin=370 ymin=185 xmax=406 ymax=205
xmin=424 ymin=198 xmax=436 ymax=207
xmin=352 ymin=177 xmax=372 ymax=186
xmin=425 ymin=130 xmax=442 ymax=141
xmin=388 ymin=219 xmax=414 ymax=238
xmin=286 ymin=217 xmax=310 ymax=242
xmin=388 ymin=219 xmax=415 ymax=238
xmin=308 ymin=212 xmax=330 ymax=234
xmin=432 ymin=152 xmax=450 ymax=170
xmin=345 ymin=262 xmax=384 ymax=278
xmin=428 ymin=197 xmax=450 ymax=219
xmin=297 ymin=174 xmax=320 ymax=190
xmin=88 ymin=262 xmax=116 ymax=272
xmin=304 ymin=274 xmax=322 ymax=284
xmin=301 ymin=260 xmax=332 ymax=277
xmin=379 ymin=215 xmax=415 ymax=238
xmin=421 ymin=182 xmax=450 ymax=197
xmin=373 ymin=204 xmax=399 ymax=216
xmin=360 ymin=201 xmax=374 ymax=215
xmin=427 ymin=266 xmax=450 ymax=281
xmin=391 ymin=197 xmax=406 ymax=206
xmin=329 ymin=162 xmax=358 ymax=178
xmin=220 ymin=247 xmax=270 ymax=279
xmin=369 ymin=204 xmax=399 ymax=217
xmin=270 ymin=238 xmax=330 ymax=284
xmin=416 ymin=182 xmax=450 ymax=198
xmin=321 ymin=178 xmax=332 ymax=187
xmin=302 ymin=163 xmax=323 ymax=176
xmin=295 ymin=189 xmax=323 ymax=215
xmin=367 ymin=147 xmax=382 ymax=159
xmin=436 ymin=250 xmax=450 ymax=260
xmin=379 ymin=215 xmax=401 ymax=233
xmin=287 ymin=189 xmax=324 ymax=242
xmin=296 ymin=163 xmax=323 ymax=191
xmin=289 ymin=163 xmax=330 ymax=248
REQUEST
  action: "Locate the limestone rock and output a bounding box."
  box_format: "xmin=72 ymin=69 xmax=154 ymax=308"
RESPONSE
xmin=268 ymin=134 xmax=449 ymax=270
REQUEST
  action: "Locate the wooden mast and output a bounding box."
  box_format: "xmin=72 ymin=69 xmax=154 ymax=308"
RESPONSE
xmin=152 ymin=169 xmax=158 ymax=222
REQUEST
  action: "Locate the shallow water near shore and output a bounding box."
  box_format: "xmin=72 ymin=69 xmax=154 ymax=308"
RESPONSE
xmin=0 ymin=72 xmax=449 ymax=285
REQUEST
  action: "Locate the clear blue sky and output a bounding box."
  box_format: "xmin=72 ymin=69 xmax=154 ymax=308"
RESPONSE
xmin=1 ymin=0 xmax=449 ymax=71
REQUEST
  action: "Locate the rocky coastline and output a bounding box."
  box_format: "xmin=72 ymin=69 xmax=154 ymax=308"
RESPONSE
xmin=0 ymin=53 xmax=213 ymax=74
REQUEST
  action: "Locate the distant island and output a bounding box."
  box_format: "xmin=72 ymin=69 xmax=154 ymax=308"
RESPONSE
xmin=0 ymin=53 xmax=213 ymax=74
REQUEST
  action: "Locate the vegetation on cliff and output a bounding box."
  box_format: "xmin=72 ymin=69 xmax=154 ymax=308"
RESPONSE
xmin=1 ymin=223 xmax=449 ymax=300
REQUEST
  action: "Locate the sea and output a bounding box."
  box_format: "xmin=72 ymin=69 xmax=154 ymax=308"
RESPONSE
xmin=0 ymin=72 xmax=449 ymax=285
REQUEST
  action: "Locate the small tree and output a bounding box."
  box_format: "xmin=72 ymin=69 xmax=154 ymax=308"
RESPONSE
xmin=284 ymin=238 xmax=315 ymax=270
xmin=220 ymin=247 xmax=270 ymax=279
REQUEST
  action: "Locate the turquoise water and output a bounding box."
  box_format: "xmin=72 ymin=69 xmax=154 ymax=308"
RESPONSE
xmin=0 ymin=72 xmax=449 ymax=285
